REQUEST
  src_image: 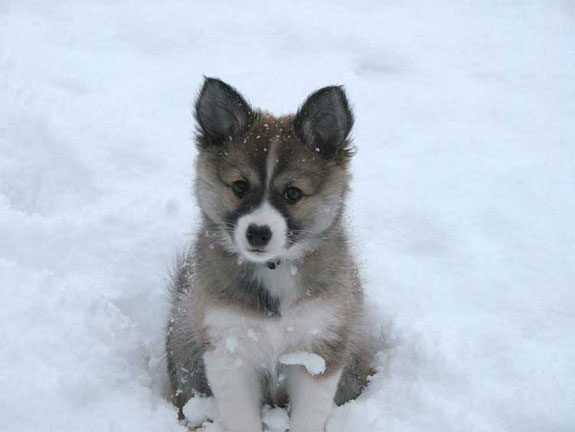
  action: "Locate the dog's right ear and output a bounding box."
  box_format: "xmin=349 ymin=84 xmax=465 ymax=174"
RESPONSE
xmin=194 ymin=77 xmax=252 ymax=147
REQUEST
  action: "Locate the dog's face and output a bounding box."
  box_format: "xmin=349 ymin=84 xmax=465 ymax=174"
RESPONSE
xmin=194 ymin=78 xmax=354 ymax=263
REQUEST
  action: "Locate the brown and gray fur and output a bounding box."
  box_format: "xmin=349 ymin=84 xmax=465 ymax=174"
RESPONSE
xmin=166 ymin=78 xmax=374 ymax=431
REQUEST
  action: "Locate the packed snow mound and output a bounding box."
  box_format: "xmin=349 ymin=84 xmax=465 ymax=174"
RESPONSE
xmin=182 ymin=396 xmax=218 ymax=429
xmin=279 ymin=351 xmax=326 ymax=376
xmin=1 ymin=1 xmax=575 ymax=432
xmin=262 ymin=405 xmax=291 ymax=432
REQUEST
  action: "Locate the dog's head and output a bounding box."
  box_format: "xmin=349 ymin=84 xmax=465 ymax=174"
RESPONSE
xmin=194 ymin=77 xmax=354 ymax=263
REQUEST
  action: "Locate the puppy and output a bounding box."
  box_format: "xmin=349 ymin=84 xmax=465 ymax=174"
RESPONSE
xmin=166 ymin=78 xmax=373 ymax=432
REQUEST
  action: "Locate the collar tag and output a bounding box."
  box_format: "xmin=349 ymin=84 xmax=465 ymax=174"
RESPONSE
xmin=266 ymin=259 xmax=280 ymax=270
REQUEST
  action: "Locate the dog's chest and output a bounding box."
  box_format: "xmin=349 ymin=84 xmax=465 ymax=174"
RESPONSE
xmin=204 ymin=265 xmax=337 ymax=370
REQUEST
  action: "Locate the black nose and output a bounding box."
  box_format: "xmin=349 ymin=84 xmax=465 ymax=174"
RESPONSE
xmin=246 ymin=224 xmax=272 ymax=248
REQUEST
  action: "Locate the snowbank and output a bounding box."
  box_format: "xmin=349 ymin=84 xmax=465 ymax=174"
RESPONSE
xmin=1 ymin=1 xmax=574 ymax=431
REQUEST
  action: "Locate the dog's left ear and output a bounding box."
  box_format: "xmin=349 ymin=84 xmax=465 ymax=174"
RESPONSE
xmin=294 ymin=86 xmax=354 ymax=160
xmin=195 ymin=77 xmax=253 ymax=147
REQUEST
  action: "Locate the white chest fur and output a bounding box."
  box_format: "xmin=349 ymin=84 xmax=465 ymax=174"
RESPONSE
xmin=203 ymin=264 xmax=338 ymax=371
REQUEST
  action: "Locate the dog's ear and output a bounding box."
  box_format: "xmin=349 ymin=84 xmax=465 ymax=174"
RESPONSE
xmin=195 ymin=77 xmax=252 ymax=147
xmin=294 ymin=86 xmax=354 ymax=160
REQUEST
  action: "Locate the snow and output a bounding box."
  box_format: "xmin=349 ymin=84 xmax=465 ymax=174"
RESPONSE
xmin=279 ymin=351 xmax=326 ymax=376
xmin=225 ymin=335 xmax=239 ymax=354
xmin=1 ymin=1 xmax=575 ymax=432
xmin=182 ymin=399 xmax=291 ymax=432
xmin=182 ymin=396 xmax=218 ymax=429
xmin=262 ymin=405 xmax=290 ymax=432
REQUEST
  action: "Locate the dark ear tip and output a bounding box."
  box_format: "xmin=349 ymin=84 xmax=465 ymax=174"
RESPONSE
xmin=315 ymin=85 xmax=354 ymax=122
xmin=332 ymin=85 xmax=351 ymax=106
xmin=306 ymin=85 xmax=352 ymax=113
xmin=194 ymin=77 xmax=252 ymax=146
xmin=200 ymin=76 xmax=225 ymax=91
xmin=198 ymin=78 xmax=250 ymax=106
xmin=196 ymin=77 xmax=233 ymax=103
xmin=294 ymin=84 xmax=354 ymax=159
xmin=310 ymin=85 xmax=347 ymax=98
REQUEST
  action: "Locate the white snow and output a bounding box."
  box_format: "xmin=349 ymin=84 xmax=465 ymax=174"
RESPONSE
xmin=225 ymin=335 xmax=239 ymax=354
xmin=182 ymin=396 xmax=218 ymax=429
xmin=279 ymin=351 xmax=326 ymax=376
xmin=262 ymin=405 xmax=290 ymax=432
xmin=1 ymin=1 xmax=575 ymax=432
xmin=182 ymin=399 xmax=291 ymax=432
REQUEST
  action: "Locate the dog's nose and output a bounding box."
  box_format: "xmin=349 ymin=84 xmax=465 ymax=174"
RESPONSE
xmin=246 ymin=224 xmax=272 ymax=248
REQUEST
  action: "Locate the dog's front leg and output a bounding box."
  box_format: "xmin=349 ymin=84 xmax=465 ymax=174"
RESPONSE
xmin=204 ymin=348 xmax=263 ymax=432
xmin=287 ymin=365 xmax=342 ymax=432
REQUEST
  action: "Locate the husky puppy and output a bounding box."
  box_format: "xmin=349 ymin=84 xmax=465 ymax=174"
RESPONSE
xmin=167 ymin=78 xmax=373 ymax=432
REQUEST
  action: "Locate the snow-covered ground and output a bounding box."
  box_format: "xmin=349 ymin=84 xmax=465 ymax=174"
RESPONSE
xmin=1 ymin=1 xmax=575 ymax=431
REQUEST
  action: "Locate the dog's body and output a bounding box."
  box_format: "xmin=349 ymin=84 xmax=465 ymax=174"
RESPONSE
xmin=167 ymin=78 xmax=373 ymax=432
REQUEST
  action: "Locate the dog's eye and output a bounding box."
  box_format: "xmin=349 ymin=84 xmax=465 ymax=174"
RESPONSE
xmin=231 ymin=180 xmax=250 ymax=198
xmin=284 ymin=187 xmax=302 ymax=204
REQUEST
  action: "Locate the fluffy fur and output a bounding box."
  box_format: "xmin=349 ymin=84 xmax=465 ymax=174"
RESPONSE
xmin=166 ymin=78 xmax=374 ymax=432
